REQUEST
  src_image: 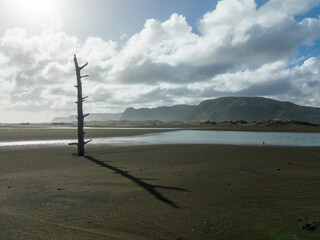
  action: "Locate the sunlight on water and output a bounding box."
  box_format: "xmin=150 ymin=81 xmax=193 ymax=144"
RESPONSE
xmin=0 ymin=130 xmax=320 ymax=148
xmin=100 ymin=130 xmax=320 ymax=146
xmin=0 ymin=139 xmax=74 ymax=147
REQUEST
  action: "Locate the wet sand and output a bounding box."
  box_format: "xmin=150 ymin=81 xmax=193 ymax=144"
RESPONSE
xmin=0 ymin=127 xmax=176 ymax=141
xmin=0 ymin=128 xmax=319 ymax=239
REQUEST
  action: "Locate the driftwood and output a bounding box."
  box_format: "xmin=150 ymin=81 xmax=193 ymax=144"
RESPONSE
xmin=73 ymin=54 xmax=91 ymax=156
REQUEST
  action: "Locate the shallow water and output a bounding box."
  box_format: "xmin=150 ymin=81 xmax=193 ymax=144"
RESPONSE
xmin=96 ymin=130 xmax=320 ymax=146
xmin=0 ymin=130 xmax=319 ymax=148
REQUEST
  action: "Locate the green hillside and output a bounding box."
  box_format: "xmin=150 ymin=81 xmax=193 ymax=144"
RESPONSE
xmin=119 ymin=97 xmax=320 ymax=124
xmin=188 ymin=97 xmax=320 ymax=123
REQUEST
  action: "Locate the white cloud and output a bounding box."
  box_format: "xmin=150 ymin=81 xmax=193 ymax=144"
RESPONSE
xmin=105 ymin=0 xmax=320 ymax=87
xmin=258 ymin=0 xmax=319 ymax=26
xmin=0 ymin=0 xmax=320 ymax=122
xmin=209 ymin=60 xmax=289 ymax=92
xmin=79 ymin=37 xmax=117 ymax=66
xmin=120 ymin=34 xmax=128 ymax=41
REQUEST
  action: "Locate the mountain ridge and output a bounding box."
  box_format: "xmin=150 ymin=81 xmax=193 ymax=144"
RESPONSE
xmin=51 ymin=97 xmax=320 ymax=124
xmin=121 ymin=97 xmax=320 ymax=124
xmin=52 ymin=113 xmax=122 ymax=123
xmin=187 ymin=97 xmax=320 ymax=123
xmin=120 ymin=105 xmax=196 ymax=122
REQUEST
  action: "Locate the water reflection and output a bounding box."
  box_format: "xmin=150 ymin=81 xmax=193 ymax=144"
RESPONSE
xmin=0 ymin=130 xmax=320 ymax=148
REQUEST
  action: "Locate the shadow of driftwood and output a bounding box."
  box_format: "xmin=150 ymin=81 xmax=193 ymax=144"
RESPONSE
xmin=84 ymin=155 xmax=187 ymax=208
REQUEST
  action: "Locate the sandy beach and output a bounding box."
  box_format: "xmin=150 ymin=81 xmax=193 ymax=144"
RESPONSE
xmin=0 ymin=128 xmax=319 ymax=239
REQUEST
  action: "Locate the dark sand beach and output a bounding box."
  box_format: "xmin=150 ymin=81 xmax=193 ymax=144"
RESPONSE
xmin=0 ymin=127 xmax=319 ymax=239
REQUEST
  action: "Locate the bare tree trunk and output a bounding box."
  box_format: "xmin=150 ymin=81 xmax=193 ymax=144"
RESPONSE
xmin=73 ymin=54 xmax=91 ymax=156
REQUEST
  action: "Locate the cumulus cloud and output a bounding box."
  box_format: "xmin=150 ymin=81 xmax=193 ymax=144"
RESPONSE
xmin=0 ymin=0 xmax=320 ymax=122
xmin=105 ymin=0 xmax=320 ymax=87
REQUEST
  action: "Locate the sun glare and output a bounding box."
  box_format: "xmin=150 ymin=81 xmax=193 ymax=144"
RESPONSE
xmin=4 ymin=0 xmax=59 ymax=23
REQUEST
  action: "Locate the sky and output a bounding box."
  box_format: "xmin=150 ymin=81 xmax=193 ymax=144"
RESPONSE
xmin=0 ymin=0 xmax=319 ymax=123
